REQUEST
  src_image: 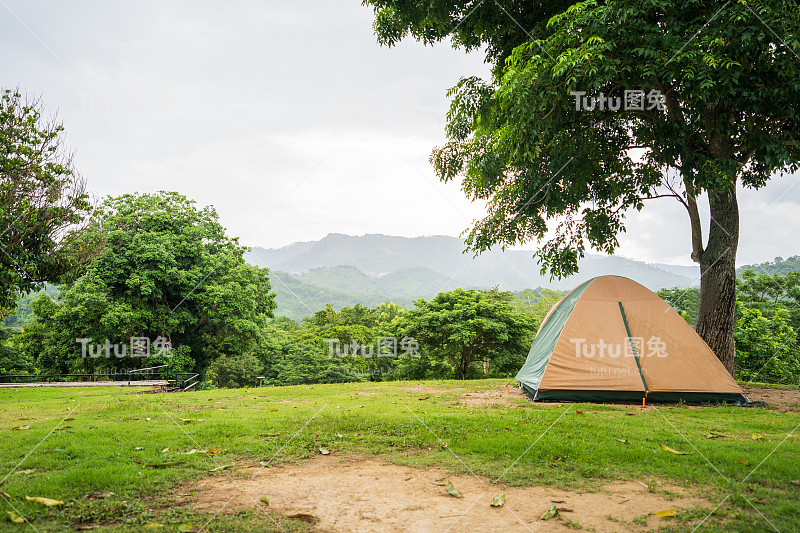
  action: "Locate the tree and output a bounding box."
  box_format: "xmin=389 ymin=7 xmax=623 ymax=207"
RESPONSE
xmin=736 ymin=270 xmax=800 ymax=342
xmin=207 ymin=352 xmax=264 ymax=388
xmin=398 ymin=288 xmax=534 ymax=379
xmin=658 ymin=287 xmax=700 ymax=326
xmin=511 ymin=288 xmax=566 ymax=331
xmin=735 ymin=304 xmax=798 ymax=384
xmin=0 ymin=326 xmax=34 ymax=374
xmin=0 ymin=89 xmax=97 ymax=315
xmin=365 ymin=1 xmax=800 ymax=376
xmin=23 ymin=191 xmax=276 ymax=374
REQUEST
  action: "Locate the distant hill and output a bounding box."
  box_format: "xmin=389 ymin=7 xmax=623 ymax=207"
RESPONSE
xmin=738 ymin=255 xmax=800 ymax=277
xmin=268 ymin=270 xmax=386 ymax=322
xmin=246 ymin=234 xmax=701 ymax=319
xmin=268 ymin=265 xmax=472 ymax=321
xmin=297 ymin=265 xmax=462 ymax=300
xmin=247 ymin=234 xmax=696 ymax=290
xmin=648 ymin=262 xmax=700 ymax=283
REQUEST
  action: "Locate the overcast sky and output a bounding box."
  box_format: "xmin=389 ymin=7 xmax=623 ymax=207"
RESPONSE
xmin=2 ymin=0 xmax=797 ymax=267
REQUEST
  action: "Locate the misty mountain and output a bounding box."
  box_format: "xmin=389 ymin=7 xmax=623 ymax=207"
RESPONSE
xmin=246 ymin=234 xmax=701 ymax=319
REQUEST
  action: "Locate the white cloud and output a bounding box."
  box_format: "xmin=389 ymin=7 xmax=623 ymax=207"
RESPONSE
xmin=1 ymin=0 xmax=796 ymax=265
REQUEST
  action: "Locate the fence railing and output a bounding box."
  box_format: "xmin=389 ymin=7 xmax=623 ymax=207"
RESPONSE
xmin=0 ymin=367 xmax=199 ymax=391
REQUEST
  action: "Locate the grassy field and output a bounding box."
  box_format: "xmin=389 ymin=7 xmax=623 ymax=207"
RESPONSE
xmin=0 ymin=380 xmax=798 ymax=532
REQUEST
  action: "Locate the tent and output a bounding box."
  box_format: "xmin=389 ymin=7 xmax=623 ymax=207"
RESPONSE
xmin=516 ymin=276 xmax=746 ymax=402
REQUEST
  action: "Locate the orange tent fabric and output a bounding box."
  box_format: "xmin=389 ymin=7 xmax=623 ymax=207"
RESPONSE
xmin=517 ymin=276 xmax=745 ymax=402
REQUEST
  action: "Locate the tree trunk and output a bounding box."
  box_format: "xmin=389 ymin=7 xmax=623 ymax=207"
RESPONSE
xmin=695 ymin=187 xmax=739 ymax=378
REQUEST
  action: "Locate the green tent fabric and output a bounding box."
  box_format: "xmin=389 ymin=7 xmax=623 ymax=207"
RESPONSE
xmin=515 ymin=279 xmax=594 ymax=391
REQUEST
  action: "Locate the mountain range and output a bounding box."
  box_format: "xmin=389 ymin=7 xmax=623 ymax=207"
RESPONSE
xmin=244 ymin=234 xmax=703 ymax=320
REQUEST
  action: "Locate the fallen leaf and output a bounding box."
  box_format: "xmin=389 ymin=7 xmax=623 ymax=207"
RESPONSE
xmin=177 ymin=525 xmax=202 ymax=532
xmin=13 ymin=470 xmax=34 ymax=475
xmin=660 ymin=444 xmax=691 ymax=455
xmin=703 ymin=432 xmax=725 ymax=439
xmin=181 ymin=449 xmax=200 ymax=455
xmin=6 ymin=511 xmax=25 ymax=524
xmin=575 ymin=410 xmax=583 ymax=414
xmin=25 ymin=496 xmax=63 ymax=506
xmin=72 ymin=525 xmax=98 ymax=530
xmin=12 ymin=426 xmax=30 ymax=431
xmin=178 ymin=418 xmax=193 ymax=423
xmin=491 ymin=493 xmax=506 ymax=507
xmin=446 ymin=481 xmax=461 ymax=498
xmin=431 ymin=482 xmax=446 ymax=486
xmin=318 ymin=448 xmax=330 ymax=455
xmin=288 ymin=513 xmax=315 ymax=522
xmin=655 ymin=508 xmax=677 ymax=517
xmin=161 ymin=448 xmax=169 ymax=453
xmin=541 ymin=504 xmax=559 ymax=520
xmin=259 ymin=497 xmax=270 ymax=505
xmin=134 ymin=447 xmax=144 ymax=451
xmin=617 ymin=439 xmax=630 ymax=444
xmin=206 ymin=448 xmax=222 ymax=455
xmin=210 ymin=464 xmax=234 ymax=472
xmin=259 ymin=461 xmax=272 ymax=467
xmin=143 ymin=524 xmax=163 ymax=530
xmin=0 ymin=492 xmax=9 ymax=498
xmin=790 ymin=480 xmax=800 ymax=486
xmin=739 ymin=459 xmax=752 ymax=466
xmin=751 ymin=434 xmax=766 ymax=441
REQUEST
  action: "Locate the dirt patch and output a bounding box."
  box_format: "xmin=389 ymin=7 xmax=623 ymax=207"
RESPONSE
xmin=742 ymin=386 xmax=800 ymax=410
xmin=459 ymin=385 xmax=526 ymax=407
xmin=190 ymin=456 xmax=709 ymax=532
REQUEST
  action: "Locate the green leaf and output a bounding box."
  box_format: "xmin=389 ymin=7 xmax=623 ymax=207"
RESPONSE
xmin=655 ymin=508 xmax=677 ymax=517
xmin=260 ymin=496 xmax=270 ymax=505
xmin=491 ymin=493 xmax=506 ymax=507
xmin=6 ymin=511 xmax=25 ymax=524
xmin=446 ymin=481 xmax=461 ymax=498
xmin=541 ymin=504 xmax=559 ymax=520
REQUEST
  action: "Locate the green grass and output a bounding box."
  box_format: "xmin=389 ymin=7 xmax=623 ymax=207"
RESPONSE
xmin=0 ymin=380 xmax=798 ymax=532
